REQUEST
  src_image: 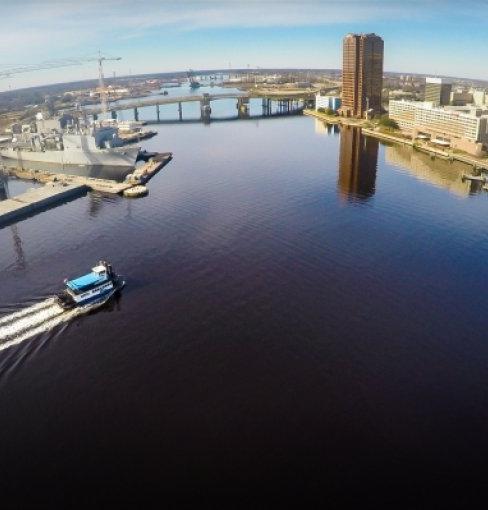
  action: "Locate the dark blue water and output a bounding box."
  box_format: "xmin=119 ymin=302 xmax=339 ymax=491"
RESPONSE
xmin=1 ymin=115 xmax=487 ymax=507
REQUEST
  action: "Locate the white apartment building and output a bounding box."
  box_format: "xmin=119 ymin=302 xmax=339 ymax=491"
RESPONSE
xmin=389 ymin=100 xmax=488 ymax=156
xmin=473 ymin=89 xmax=487 ymax=107
xmin=315 ymin=94 xmax=342 ymax=112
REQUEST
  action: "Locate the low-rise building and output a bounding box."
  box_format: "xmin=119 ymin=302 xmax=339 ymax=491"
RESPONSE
xmin=389 ymin=100 xmax=488 ymax=156
xmin=450 ymin=90 xmax=474 ymax=106
xmin=315 ymin=94 xmax=342 ymax=112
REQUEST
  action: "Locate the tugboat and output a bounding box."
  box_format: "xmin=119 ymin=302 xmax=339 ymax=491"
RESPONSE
xmin=57 ymin=261 xmax=125 ymax=310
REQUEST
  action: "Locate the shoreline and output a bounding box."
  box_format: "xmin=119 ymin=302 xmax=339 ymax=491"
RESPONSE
xmin=304 ymin=109 xmax=488 ymax=172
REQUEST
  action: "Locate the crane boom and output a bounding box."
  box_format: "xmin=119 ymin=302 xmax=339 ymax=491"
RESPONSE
xmin=0 ymin=53 xmax=122 ymax=113
xmin=0 ymin=59 xmax=84 ymax=78
xmin=0 ymin=53 xmax=122 ymax=107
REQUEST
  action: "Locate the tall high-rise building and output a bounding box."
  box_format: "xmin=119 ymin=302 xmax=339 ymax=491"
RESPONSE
xmin=424 ymin=77 xmax=452 ymax=106
xmin=340 ymin=33 xmax=384 ymax=118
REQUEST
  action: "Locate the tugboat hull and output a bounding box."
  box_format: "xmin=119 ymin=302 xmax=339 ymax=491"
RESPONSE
xmin=58 ymin=278 xmax=125 ymax=310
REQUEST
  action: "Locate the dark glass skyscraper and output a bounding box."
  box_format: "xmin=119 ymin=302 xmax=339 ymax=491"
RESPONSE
xmin=340 ymin=33 xmax=384 ymax=118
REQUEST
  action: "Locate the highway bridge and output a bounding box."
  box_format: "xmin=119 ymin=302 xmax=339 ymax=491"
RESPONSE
xmin=82 ymin=89 xmax=317 ymax=122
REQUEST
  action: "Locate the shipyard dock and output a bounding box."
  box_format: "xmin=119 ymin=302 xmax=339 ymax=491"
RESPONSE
xmin=3 ymin=152 xmax=172 ymax=193
xmin=0 ymin=152 xmax=173 ymax=226
xmin=0 ymin=183 xmax=87 ymax=227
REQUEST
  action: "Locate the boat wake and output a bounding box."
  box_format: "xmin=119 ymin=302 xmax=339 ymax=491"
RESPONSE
xmin=0 ymin=298 xmax=97 ymax=353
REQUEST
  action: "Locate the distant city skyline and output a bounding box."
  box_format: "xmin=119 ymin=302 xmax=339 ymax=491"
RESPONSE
xmin=1 ymin=0 xmax=487 ymax=91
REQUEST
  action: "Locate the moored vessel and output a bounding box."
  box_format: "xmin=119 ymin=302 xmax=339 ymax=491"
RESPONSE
xmin=0 ymin=113 xmax=140 ymax=174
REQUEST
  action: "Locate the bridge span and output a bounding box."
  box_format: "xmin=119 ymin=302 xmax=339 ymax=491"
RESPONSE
xmin=84 ymin=92 xmax=248 ymax=116
xmin=82 ymin=90 xmax=316 ymax=123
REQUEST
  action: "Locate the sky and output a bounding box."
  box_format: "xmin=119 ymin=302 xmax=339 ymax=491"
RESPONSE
xmin=1 ymin=0 xmax=487 ymax=91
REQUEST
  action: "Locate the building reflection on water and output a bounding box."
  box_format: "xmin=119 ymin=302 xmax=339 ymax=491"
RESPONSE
xmin=384 ymin=144 xmax=480 ymax=197
xmin=314 ymin=120 xmax=482 ymax=199
xmin=338 ymin=125 xmax=378 ymax=201
xmin=0 ymin=173 xmax=7 ymax=202
xmin=314 ymin=120 xmax=340 ymax=136
xmin=0 ymin=175 xmax=26 ymax=269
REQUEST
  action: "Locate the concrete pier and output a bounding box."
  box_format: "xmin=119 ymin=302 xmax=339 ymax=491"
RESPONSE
xmin=4 ymin=152 xmax=173 ymax=195
xmin=0 ymin=183 xmax=87 ymax=227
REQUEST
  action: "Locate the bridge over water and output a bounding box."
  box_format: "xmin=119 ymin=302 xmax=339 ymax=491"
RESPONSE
xmin=83 ymin=90 xmax=317 ymax=123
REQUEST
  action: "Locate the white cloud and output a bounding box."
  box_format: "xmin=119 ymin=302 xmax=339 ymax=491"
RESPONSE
xmin=0 ymin=0 xmax=443 ymax=57
xmin=0 ymin=0 xmax=486 ymax=89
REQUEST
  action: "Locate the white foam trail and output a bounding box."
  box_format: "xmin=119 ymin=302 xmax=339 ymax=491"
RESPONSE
xmin=0 ymin=306 xmax=86 ymax=352
xmin=0 ymin=299 xmax=101 ymax=353
xmin=0 ymin=301 xmax=64 ymax=341
xmin=0 ymin=298 xmax=57 ymax=327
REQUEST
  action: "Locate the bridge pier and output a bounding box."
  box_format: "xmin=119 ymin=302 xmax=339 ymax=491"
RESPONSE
xmin=134 ymin=107 xmax=139 ymax=122
xmin=111 ymin=110 xmax=117 ymax=120
xmin=237 ymin=97 xmax=250 ymax=119
xmin=262 ymin=98 xmax=272 ymax=116
xmin=200 ymin=94 xmax=211 ymax=122
xmin=156 ymin=105 xmax=160 ymax=123
xmin=178 ymin=102 xmax=183 ymax=121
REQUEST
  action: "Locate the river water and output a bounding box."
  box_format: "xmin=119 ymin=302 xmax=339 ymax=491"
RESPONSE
xmin=1 ymin=102 xmax=488 ymax=506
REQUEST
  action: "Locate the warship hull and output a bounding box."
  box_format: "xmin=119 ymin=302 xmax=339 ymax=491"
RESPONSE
xmin=0 ymin=146 xmax=139 ymax=173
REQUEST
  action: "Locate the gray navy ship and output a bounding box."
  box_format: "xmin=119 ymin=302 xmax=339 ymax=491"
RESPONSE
xmin=0 ymin=113 xmax=140 ymax=180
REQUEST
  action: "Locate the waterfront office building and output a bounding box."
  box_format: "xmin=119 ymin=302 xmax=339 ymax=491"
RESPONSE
xmin=389 ymin=100 xmax=488 ymax=156
xmin=424 ymin=77 xmax=452 ymax=106
xmin=340 ymin=33 xmax=384 ymax=118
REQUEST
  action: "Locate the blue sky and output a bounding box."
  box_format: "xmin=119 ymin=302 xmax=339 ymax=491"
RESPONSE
xmin=1 ymin=0 xmax=487 ymax=91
